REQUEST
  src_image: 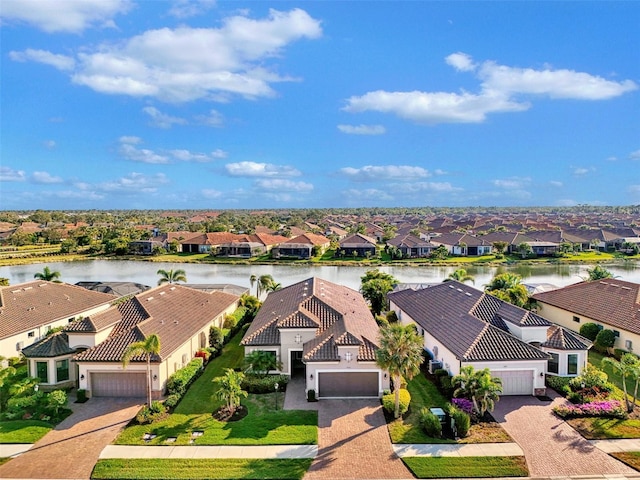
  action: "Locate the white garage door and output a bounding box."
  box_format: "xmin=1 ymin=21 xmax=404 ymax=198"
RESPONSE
xmin=318 ymin=372 xmax=379 ymax=398
xmin=491 ymin=370 xmax=533 ymax=395
xmin=91 ymin=372 xmax=146 ymax=397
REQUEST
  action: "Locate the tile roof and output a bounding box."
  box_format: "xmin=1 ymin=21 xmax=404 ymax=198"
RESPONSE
xmin=533 ymin=279 xmax=640 ymax=335
xmin=0 ymin=281 xmax=116 ymax=340
xmin=283 ymin=233 xmax=330 ymax=246
xmin=388 ymin=281 xmax=550 ymax=362
xmin=339 ymin=233 xmax=377 ymax=247
xmin=74 ymin=285 xmax=238 ymax=363
xmin=542 ymin=326 xmax=592 ymax=350
xmin=241 ymin=277 xmax=379 ymax=362
xmin=22 ymin=332 xmax=75 ymax=358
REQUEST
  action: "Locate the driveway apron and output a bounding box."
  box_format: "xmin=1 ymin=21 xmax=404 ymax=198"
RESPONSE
xmin=0 ymin=397 xmax=141 ymax=479
xmin=492 ymin=392 xmax=636 ymax=477
xmin=304 ymin=399 xmax=411 ymax=480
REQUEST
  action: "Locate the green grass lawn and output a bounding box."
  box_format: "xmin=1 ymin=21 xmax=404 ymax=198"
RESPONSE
xmin=114 ymin=330 xmax=317 ymax=446
xmin=0 ymin=420 xmax=52 ymax=443
xmin=92 ymin=458 xmax=312 ymax=479
xmin=402 ymin=456 xmax=528 ymax=478
xmin=611 ymin=452 xmax=640 ymax=471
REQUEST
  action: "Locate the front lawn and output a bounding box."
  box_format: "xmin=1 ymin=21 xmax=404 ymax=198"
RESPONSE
xmin=0 ymin=419 xmax=52 ymax=443
xmin=402 ymin=456 xmax=528 ymax=478
xmin=92 ymin=458 xmax=312 ymax=480
xmin=114 ymin=330 xmax=317 ymax=446
xmin=611 ymin=452 xmax=640 ymax=471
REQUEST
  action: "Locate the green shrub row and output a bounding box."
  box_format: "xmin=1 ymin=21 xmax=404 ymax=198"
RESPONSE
xmin=241 ymin=374 xmax=289 ymax=394
xmin=165 ymin=357 xmax=204 ymax=402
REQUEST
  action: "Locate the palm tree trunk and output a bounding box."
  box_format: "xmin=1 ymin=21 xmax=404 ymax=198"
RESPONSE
xmin=394 ymin=374 xmax=401 ymax=418
xmin=146 ymin=355 xmax=152 ymax=408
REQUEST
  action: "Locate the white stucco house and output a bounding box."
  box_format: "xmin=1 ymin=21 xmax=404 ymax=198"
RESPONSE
xmin=240 ymin=277 xmax=390 ymax=398
xmin=388 ymin=281 xmax=591 ymax=396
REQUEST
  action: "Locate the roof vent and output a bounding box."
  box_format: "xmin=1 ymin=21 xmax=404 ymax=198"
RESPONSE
xmin=147 ymin=297 xmax=154 ymax=301
xmin=159 ymin=291 xmax=165 ymax=295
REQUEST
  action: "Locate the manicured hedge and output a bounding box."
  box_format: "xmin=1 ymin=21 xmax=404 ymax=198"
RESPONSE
xmin=166 ymin=358 xmax=204 ymax=397
xmin=382 ymin=388 xmax=411 ymax=416
xmin=241 ymin=374 xmax=289 ymax=394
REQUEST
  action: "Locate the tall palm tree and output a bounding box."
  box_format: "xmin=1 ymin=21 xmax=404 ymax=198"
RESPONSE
xmin=122 ymin=334 xmax=161 ymax=408
xmin=376 ymin=324 xmax=424 ymax=418
xmin=602 ymin=353 xmax=640 ymax=412
xmin=249 ymin=274 xmax=257 ymax=296
xmin=257 ymin=274 xmax=275 ymax=298
xmin=157 ymin=268 xmax=187 ymax=286
xmin=445 ymin=269 xmax=475 ymax=285
xmin=34 ymin=266 xmax=61 ymax=283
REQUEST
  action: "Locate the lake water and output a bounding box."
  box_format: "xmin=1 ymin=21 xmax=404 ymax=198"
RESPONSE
xmin=2 ymin=259 xmax=640 ymax=292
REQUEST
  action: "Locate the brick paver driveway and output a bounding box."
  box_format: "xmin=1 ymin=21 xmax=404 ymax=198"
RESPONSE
xmin=0 ymin=397 xmax=141 ymax=479
xmin=303 ymin=399 xmax=411 ymax=480
xmin=492 ymin=392 xmax=636 ymax=477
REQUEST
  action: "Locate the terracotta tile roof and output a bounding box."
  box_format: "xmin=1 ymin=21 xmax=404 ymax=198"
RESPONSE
xmin=533 ymin=280 xmax=640 ymax=335
xmin=340 ymin=233 xmax=377 ymax=246
xmin=22 ymin=332 xmax=75 ymax=358
xmin=74 ymin=285 xmax=238 ymax=363
xmin=542 ymin=325 xmax=592 ymax=350
xmin=388 ymin=282 xmax=550 ymax=362
xmin=241 ymin=278 xmax=379 ymax=362
xmin=0 ymin=281 xmax=116 ymax=340
xmin=282 ymin=233 xmax=330 ymax=246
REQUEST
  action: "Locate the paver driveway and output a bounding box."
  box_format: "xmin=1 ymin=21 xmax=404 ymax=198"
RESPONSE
xmin=492 ymin=392 xmax=636 ymax=477
xmin=303 ymin=399 xmax=411 ymax=480
xmin=0 ymin=397 xmax=141 ymax=479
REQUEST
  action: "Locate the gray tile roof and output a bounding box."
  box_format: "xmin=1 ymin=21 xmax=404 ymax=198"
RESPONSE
xmin=542 ymin=326 xmax=592 ymax=350
xmin=388 ymin=281 xmax=550 ymax=362
xmin=533 ymin=280 xmax=640 ymax=335
xmin=242 ymin=277 xmax=379 ymax=362
xmin=0 ymin=281 xmax=116 ymax=340
xmin=22 ymin=332 xmax=75 ymax=358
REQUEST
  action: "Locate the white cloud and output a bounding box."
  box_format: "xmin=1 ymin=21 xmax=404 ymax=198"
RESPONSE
xmin=118 ymin=138 xmax=169 ymax=164
xmin=43 ymin=140 xmax=56 ymax=149
xmin=195 ymin=109 xmax=225 ymax=127
xmin=493 ymin=177 xmax=531 ymax=189
xmin=51 ymin=9 xmax=321 ymax=103
xmin=9 ymin=49 xmax=75 ymax=71
xmin=254 ymin=178 xmax=313 ymax=192
xmin=391 ymin=182 xmax=460 ymax=193
xmin=572 ymin=166 xmax=594 ymax=176
xmin=211 ymin=149 xmax=227 ymax=159
xmin=337 ymin=124 xmax=386 ymax=135
xmin=168 ymin=0 xmax=215 ymax=19
xmin=433 ymin=169 xmax=447 ymax=176
xmin=344 ymin=53 xmax=637 ymax=125
xmin=549 ymin=180 xmax=563 ymax=187
xmin=606 ymin=156 xmax=618 ymax=162
xmin=0 ymin=166 xmax=26 ymax=182
xmin=225 ymin=161 xmax=301 ymax=177
xmin=143 ymin=107 xmax=187 ymax=129
xmin=32 ymin=171 xmax=63 ymax=184
xmin=202 ymin=188 xmax=223 ymax=199
xmin=119 ymin=136 xmax=142 ymax=144
xmin=99 ymin=172 xmax=169 ymax=193
xmin=169 ymin=149 xmax=221 ymax=163
xmin=630 ymin=149 xmax=640 ymax=160
xmin=339 ymin=165 xmax=430 ymax=182
xmin=0 ymin=0 xmax=132 ymax=33
xmin=343 ymin=188 xmax=393 ymax=201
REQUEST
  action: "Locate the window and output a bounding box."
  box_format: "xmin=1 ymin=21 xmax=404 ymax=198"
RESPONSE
xmin=568 ymin=354 xmax=578 ymax=375
xmin=344 ymin=352 xmax=353 ymax=362
xmin=295 ymin=334 xmax=302 ymax=344
xmin=28 ymin=331 xmax=35 ymax=338
xmin=626 ymin=340 xmax=633 ymax=350
xmin=548 ymin=353 xmax=559 ymax=374
xmin=36 ymin=362 xmax=48 ymax=383
xmin=572 ymin=316 xmax=580 ymax=323
xmin=614 ymin=330 xmax=620 ymax=338
xmin=181 ymin=354 xmax=188 ymax=365
xmin=56 ymin=359 xmax=69 ymax=382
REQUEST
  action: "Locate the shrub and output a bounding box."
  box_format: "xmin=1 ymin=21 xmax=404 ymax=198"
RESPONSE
xmin=613 ymin=349 xmax=635 ymax=360
xmin=452 ymin=398 xmax=474 ymax=415
xmin=433 ymin=368 xmax=449 ymax=378
xmin=164 ymin=393 xmax=181 ymax=410
xmin=594 ymin=329 xmax=616 ymax=352
xmin=241 ymin=374 xmax=289 ymax=394
xmin=382 ymin=389 xmax=411 ymax=416
xmin=136 ymin=403 xmax=167 ymax=425
xmin=150 ymin=400 xmax=165 ymax=414
xmin=209 ymin=326 xmax=224 ymax=350
xmin=579 ymin=323 xmax=600 ymax=342
xmin=223 ymin=314 xmax=236 ymax=330
xmin=452 ymin=409 xmax=471 ymax=437
xmin=386 ymin=311 xmax=398 ymax=324
xmin=194 ymin=349 xmax=210 ymax=363
xmin=553 ymin=400 xmax=627 ymax=419
xmin=166 ymin=358 xmax=204 ymax=397
xmin=419 ymin=408 xmax=442 ymax=438
xmin=546 ymin=375 xmax=572 ymax=394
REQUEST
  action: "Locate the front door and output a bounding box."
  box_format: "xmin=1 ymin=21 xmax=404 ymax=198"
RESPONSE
xmin=290 ymin=350 xmax=304 ymax=375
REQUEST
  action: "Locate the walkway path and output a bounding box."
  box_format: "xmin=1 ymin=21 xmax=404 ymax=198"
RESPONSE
xmin=0 ymin=397 xmax=141 ymax=479
xmin=100 ymin=444 xmax=317 ymax=459
xmin=492 ymin=393 xmax=636 ymax=477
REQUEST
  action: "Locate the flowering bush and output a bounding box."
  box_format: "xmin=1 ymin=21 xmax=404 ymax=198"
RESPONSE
xmin=452 ymin=398 xmax=474 ymax=414
xmin=553 ymin=400 xmax=627 ymax=419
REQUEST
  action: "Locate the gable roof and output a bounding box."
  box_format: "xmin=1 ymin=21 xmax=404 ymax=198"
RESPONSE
xmin=533 ymin=279 xmax=640 ymax=334
xmin=340 ymin=233 xmax=377 ymax=246
xmin=388 ymin=281 xmax=550 ymax=362
xmin=0 ymin=281 xmax=116 ymax=340
xmin=74 ymin=284 xmax=238 ymax=363
xmin=282 ymin=233 xmax=330 ymax=246
xmin=241 ymin=277 xmax=379 ymax=362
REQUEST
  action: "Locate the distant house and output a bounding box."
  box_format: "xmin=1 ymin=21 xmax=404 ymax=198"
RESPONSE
xmin=128 ymin=239 xmax=166 ymax=255
xmin=387 ymin=233 xmax=434 ymax=258
xmin=338 ymin=233 xmax=377 ymax=258
xmin=0 ymin=281 xmax=115 ymax=359
xmin=218 ymin=233 xmax=289 ymax=257
xmin=241 ymin=278 xmax=389 ymax=398
xmin=389 ymin=281 xmax=591 ymax=396
xmin=271 ymin=233 xmax=330 ymax=259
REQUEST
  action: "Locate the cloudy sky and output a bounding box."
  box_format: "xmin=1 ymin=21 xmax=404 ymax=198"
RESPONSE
xmin=1 ymin=1 xmax=638 ymax=210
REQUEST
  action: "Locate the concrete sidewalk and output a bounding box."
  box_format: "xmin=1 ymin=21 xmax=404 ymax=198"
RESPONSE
xmin=99 ymin=444 xmax=318 ymax=459
xmin=393 ymin=442 xmax=523 ymax=457
xmin=590 ymin=439 xmax=640 ymax=453
xmin=0 ymin=444 xmax=32 ymax=458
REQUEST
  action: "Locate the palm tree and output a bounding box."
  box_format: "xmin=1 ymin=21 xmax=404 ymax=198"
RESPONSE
xmin=602 ymin=353 xmax=640 ymax=412
xmin=453 ymin=366 xmax=502 ymax=416
xmin=34 ymin=266 xmax=61 ymax=282
xmin=265 ymin=282 xmax=282 ymax=293
xmin=445 ymin=269 xmax=475 ymax=285
xmin=585 ymin=265 xmax=614 ymax=281
xmin=376 ymin=324 xmax=424 ymax=418
xmin=249 ymin=274 xmax=257 ymax=296
xmin=122 ymin=334 xmax=161 ymax=408
xmin=484 ymin=272 xmax=529 ymax=308
xmin=215 ymin=368 xmax=248 ymax=415
xmin=256 ymin=274 xmax=275 ymax=298
xmin=157 ymin=268 xmax=187 ymax=286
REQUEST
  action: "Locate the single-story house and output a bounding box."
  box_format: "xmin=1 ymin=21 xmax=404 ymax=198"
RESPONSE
xmin=0 ymin=281 xmax=116 ymax=359
xmin=388 ymin=281 xmax=591 ymax=396
xmin=271 ymin=233 xmax=330 ymax=259
xmin=240 ymin=277 xmax=390 ymax=398
xmin=338 ymin=233 xmax=378 ymax=257
xmin=22 ymin=284 xmax=239 ymax=397
xmin=387 ymin=233 xmax=435 ymax=258
xmin=218 ymin=233 xmax=289 ymax=257
xmin=533 ymin=279 xmax=640 ymax=354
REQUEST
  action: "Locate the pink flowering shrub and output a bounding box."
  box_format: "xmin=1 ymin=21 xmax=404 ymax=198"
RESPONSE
xmin=452 ymin=398 xmax=474 ymax=414
xmin=553 ymin=400 xmax=627 ymax=419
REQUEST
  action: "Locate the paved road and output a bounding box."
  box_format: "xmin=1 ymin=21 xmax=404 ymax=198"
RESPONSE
xmin=0 ymin=397 xmax=141 ymax=479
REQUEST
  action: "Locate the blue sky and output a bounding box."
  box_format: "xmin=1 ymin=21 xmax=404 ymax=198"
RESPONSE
xmin=1 ymin=1 xmax=638 ymax=210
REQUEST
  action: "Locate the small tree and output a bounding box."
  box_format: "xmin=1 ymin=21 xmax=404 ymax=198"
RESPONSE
xmin=586 ymin=265 xmax=614 ymax=281
xmin=157 ymin=268 xmax=187 ymax=285
xmin=492 ymin=241 xmax=509 ymax=256
xmin=602 ymin=353 xmax=640 ymax=412
xmin=517 ymin=242 xmax=533 ymax=259
xmin=34 ymin=266 xmax=61 ymax=282
xmin=444 ymin=269 xmax=475 ymax=285
xmin=209 ymin=326 xmax=224 ymax=351
xmin=579 ymin=323 xmax=601 ymax=342
xmin=215 ymin=369 xmax=247 ymax=415
xmin=244 ymin=351 xmax=282 ymax=378
xmin=594 ymin=329 xmax=616 ymax=353
xmin=122 ymin=334 xmax=161 ymax=408
xmin=360 ymin=269 xmax=398 ymax=316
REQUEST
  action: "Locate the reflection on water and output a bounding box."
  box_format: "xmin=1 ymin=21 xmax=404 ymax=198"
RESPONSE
xmin=1 ymin=259 xmax=639 ymax=292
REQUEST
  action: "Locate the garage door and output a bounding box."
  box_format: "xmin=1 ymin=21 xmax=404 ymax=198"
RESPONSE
xmin=91 ymin=372 xmax=146 ymax=397
xmin=318 ymin=372 xmax=379 ymax=397
xmin=491 ymin=370 xmax=533 ymax=395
